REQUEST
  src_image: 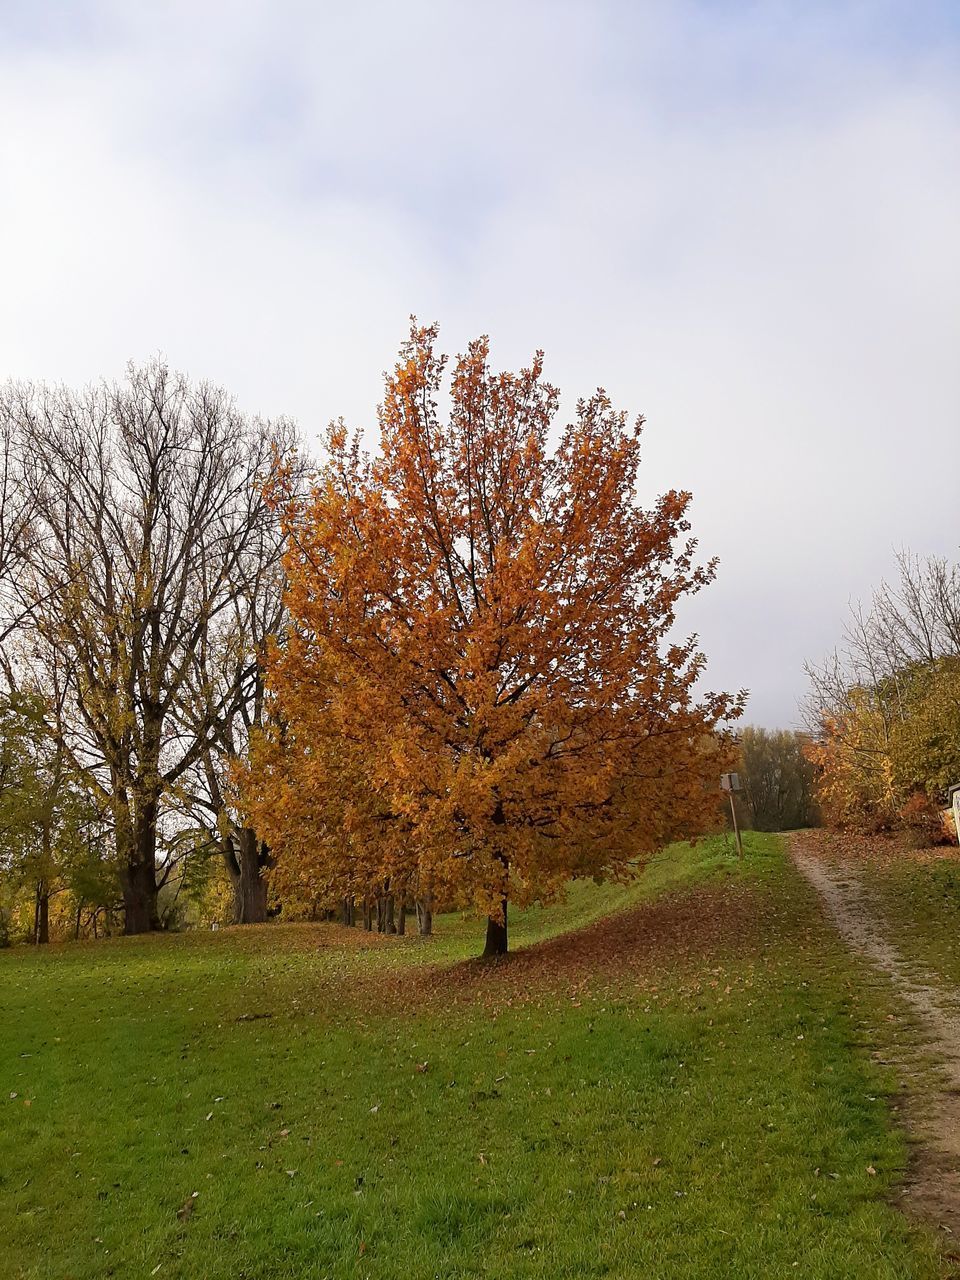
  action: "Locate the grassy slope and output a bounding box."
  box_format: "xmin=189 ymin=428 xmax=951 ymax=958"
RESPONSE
xmin=862 ymin=848 xmax=960 ymax=985
xmin=0 ymin=833 xmax=947 ymax=1280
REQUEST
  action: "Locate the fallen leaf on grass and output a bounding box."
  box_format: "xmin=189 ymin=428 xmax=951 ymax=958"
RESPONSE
xmin=176 ymin=1192 xmax=198 ymax=1222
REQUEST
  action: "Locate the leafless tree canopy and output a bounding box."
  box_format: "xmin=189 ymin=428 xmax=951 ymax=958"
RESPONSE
xmin=805 ymin=550 xmax=960 ymax=736
xmin=0 ymin=361 xmax=298 ymax=933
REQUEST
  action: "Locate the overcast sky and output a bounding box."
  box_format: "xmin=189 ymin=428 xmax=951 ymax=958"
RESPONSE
xmin=2 ymin=1 xmax=958 ymax=727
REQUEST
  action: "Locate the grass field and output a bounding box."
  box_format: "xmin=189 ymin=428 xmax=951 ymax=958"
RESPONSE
xmin=0 ymin=833 xmax=949 ymax=1279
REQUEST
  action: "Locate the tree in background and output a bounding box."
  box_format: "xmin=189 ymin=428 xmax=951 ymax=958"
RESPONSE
xmin=888 ymin=657 xmax=960 ymax=839
xmin=0 ymin=693 xmax=52 ymax=944
xmin=2 ymin=363 xmax=297 ymax=933
xmin=0 ymin=692 xmax=108 ymax=944
xmin=169 ymin=437 xmax=298 ymax=924
xmin=245 ymin=324 xmax=741 ymax=955
xmin=806 ymin=552 xmax=960 ymax=837
xmin=737 ymin=727 xmax=819 ymax=831
xmin=240 ymin=669 xmax=422 ymax=933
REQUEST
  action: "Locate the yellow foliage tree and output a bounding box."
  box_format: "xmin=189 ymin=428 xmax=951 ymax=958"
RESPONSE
xmin=243 ymin=325 xmax=742 ymax=953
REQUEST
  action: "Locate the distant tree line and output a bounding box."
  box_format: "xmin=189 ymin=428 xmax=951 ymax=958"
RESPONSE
xmin=735 ymin=727 xmax=819 ymax=832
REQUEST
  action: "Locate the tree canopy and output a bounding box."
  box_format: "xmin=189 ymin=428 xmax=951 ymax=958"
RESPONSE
xmin=242 ymin=324 xmax=741 ymax=953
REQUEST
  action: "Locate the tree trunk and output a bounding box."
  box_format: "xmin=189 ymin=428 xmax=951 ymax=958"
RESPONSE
xmin=384 ymin=894 xmax=396 ymax=934
xmin=482 ymin=897 xmax=508 ymax=957
xmin=34 ymin=883 xmax=50 ymax=945
xmin=122 ymin=858 xmax=159 ymax=934
xmin=482 ymin=804 xmax=509 ymax=956
xmin=397 ymin=901 xmax=407 ymax=935
xmin=416 ymin=895 xmax=432 ymax=936
xmin=226 ymin=827 xmax=271 ymax=924
xmin=363 ymin=898 xmax=372 ymax=931
xmin=119 ymin=796 xmax=161 ymax=934
xmin=341 ymin=897 xmax=355 ymax=926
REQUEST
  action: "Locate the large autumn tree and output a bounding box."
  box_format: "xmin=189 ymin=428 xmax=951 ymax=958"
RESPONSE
xmin=247 ymin=324 xmax=741 ymax=954
xmin=5 ymin=363 xmax=295 ymax=933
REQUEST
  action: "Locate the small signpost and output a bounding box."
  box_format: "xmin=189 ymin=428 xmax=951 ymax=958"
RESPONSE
xmin=720 ymin=771 xmax=744 ymax=862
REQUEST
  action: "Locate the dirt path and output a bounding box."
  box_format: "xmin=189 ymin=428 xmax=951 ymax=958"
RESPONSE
xmin=791 ymin=831 xmax=960 ymax=1241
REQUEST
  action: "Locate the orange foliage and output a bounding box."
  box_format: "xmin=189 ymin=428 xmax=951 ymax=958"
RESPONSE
xmin=241 ymin=324 xmax=742 ymax=948
xmin=804 ymin=700 xmax=898 ymax=833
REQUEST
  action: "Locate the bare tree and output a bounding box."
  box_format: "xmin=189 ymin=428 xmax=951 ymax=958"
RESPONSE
xmin=4 ymin=362 xmax=296 ymax=933
xmin=172 ymin=473 xmax=294 ymax=922
xmin=806 ymin=550 xmax=960 ymax=735
xmin=0 ymin=410 xmax=39 ymax=665
xmin=873 ymin=550 xmax=960 ymax=669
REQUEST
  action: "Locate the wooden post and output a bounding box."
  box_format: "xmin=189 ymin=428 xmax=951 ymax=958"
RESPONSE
xmin=721 ymin=770 xmax=744 ymax=862
xmin=729 ymin=789 xmax=744 ymax=862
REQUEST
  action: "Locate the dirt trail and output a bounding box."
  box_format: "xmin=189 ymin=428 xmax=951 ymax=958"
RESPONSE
xmin=791 ymin=831 xmax=960 ymax=1240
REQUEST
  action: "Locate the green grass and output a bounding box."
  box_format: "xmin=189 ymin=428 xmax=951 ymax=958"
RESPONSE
xmin=0 ymin=833 xmax=948 ymax=1279
xmin=862 ymin=849 xmax=960 ymax=986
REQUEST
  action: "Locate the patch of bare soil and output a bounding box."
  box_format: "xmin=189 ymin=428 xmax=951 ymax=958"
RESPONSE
xmin=791 ymin=829 xmax=960 ymax=1243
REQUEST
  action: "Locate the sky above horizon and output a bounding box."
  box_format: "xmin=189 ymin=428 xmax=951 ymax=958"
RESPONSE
xmin=2 ymin=1 xmax=958 ymax=728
